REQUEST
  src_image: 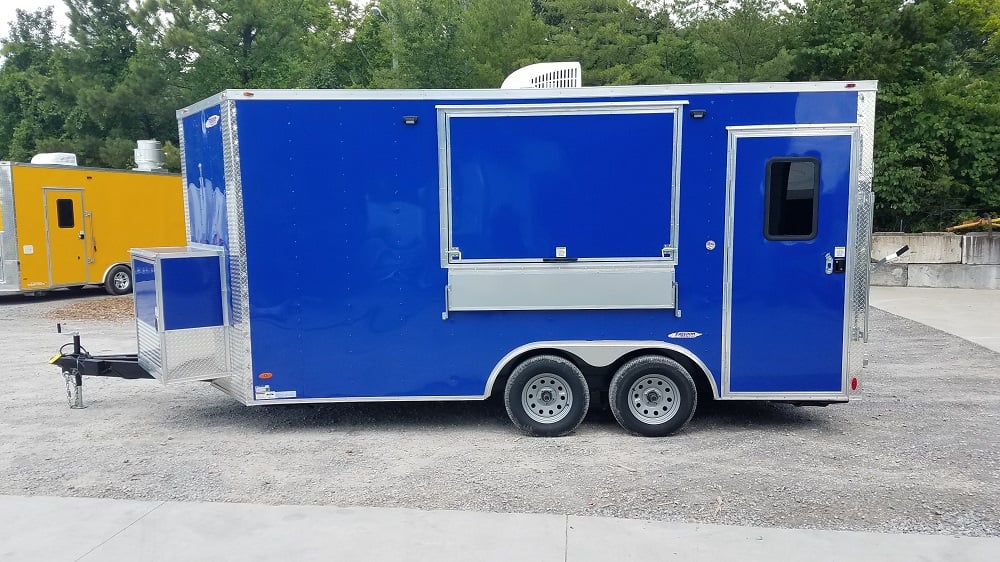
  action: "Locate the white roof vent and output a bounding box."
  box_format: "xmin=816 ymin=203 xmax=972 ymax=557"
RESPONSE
xmin=501 ymin=62 xmax=582 ymax=89
xmin=30 ymin=153 xmax=78 ymax=166
xmin=134 ymin=139 xmax=165 ymax=172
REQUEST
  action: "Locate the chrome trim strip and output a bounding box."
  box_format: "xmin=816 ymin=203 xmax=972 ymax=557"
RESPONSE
xmin=436 ymin=100 xmax=689 ymax=115
xmin=178 ymin=81 xmax=878 ymax=114
xmin=243 ymin=395 xmax=486 ymax=406
xmin=482 ymin=340 xmax=720 ymax=399
xmin=718 ymin=392 xmax=849 ymax=401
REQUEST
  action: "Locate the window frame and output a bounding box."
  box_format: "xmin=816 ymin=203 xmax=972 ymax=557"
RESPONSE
xmin=763 ymin=156 xmax=820 ymax=241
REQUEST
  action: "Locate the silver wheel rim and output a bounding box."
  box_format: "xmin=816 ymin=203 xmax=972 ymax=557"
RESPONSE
xmin=113 ymin=271 xmax=130 ymax=291
xmin=521 ymin=373 xmax=573 ymax=424
xmin=627 ymin=374 xmax=680 ymax=424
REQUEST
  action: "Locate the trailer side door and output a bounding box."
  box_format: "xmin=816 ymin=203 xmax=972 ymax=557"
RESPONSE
xmin=44 ymin=188 xmax=88 ymax=286
xmin=723 ymin=126 xmax=859 ymax=397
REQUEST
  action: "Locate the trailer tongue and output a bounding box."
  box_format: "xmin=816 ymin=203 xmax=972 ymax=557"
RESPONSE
xmin=49 ymin=332 xmax=153 ymax=409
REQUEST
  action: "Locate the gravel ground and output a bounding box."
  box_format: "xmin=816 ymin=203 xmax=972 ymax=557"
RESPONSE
xmin=1 ymin=288 xmax=998 ymax=537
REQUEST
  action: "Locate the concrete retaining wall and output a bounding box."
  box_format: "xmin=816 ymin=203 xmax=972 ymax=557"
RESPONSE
xmin=871 ymin=233 xmax=962 ymax=264
xmin=963 ymin=233 xmax=1000 ymax=265
xmin=906 ymin=264 xmax=1000 ymax=289
xmin=870 ymin=232 xmax=1000 ymax=288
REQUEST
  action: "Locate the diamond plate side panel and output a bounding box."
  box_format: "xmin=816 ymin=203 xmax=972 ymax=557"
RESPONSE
xmin=163 ymin=327 xmax=228 ymax=382
xmin=213 ymin=99 xmax=254 ymax=405
xmin=137 ymin=320 xmax=163 ymax=379
xmin=848 ymin=90 xmax=877 ymax=396
xmin=0 ymin=163 xmax=21 ymax=290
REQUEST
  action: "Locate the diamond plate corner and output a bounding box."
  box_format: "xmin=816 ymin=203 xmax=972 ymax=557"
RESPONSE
xmin=216 ymin=99 xmax=254 ymax=405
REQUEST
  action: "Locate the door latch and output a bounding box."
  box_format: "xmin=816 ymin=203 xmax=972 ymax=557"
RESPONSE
xmin=826 ymin=252 xmax=847 ymax=274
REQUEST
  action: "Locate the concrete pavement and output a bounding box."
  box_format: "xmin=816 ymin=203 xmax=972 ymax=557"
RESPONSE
xmin=1 ymin=495 xmax=997 ymax=562
xmin=870 ymin=286 xmax=1000 ymax=353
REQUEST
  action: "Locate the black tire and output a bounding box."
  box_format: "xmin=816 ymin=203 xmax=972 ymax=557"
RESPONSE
xmin=609 ymin=355 xmax=697 ymax=437
xmin=504 ymin=355 xmax=590 ymax=437
xmin=104 ymin=264 xmax=132 ymax=295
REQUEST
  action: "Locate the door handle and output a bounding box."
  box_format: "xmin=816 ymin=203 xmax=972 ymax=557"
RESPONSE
xmin=78 ymin=231 xmax=85 ymax=240
xmin=825 ymin=253 xmax=833 ymax=275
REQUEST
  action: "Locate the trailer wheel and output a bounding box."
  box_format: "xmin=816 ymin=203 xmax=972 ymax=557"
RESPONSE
xmin=609 ymin=355 xmax=697 ymax=437
xmin=504 ymin=355 xmax=590 ymax=437
xmin=104 ymin=265 xmax=132 ymax=295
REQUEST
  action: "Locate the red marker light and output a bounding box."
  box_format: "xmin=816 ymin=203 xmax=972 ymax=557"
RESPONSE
xmin=851 ymin=377 xmax=858 ymax=391
xmin=846 ymin=83 xmax=856 ymax=88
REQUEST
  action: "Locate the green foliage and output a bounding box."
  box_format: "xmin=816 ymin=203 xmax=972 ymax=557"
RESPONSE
xmin=0 ymin=0 xmax=995 ymax=231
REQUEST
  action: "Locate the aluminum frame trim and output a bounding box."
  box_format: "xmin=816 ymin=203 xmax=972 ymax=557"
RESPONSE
xmin=0 ymin=163 xmax=20 ymax=289
xmin=435 ymin=100 xmax=689 ymax=116
xmin=437 ymin=101 xmax=684 ymax=268
xmin=482 ymin=341 xmax=720 ymax=400
xmin=722 ymin=125 xmax=860 ymax=400
xmin=240 ymin=395 xmax=487 ymax=406
xmin=0 ymin=162 xmax=174 ymax=176
xmin=177 ymin=82 xmax=878 ymax=114
xmin=175 ymin=93 xmax=227 ymax=119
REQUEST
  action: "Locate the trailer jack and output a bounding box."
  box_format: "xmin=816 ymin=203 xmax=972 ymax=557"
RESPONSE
xmin=49 ymin=328 xmax=153 ymax=409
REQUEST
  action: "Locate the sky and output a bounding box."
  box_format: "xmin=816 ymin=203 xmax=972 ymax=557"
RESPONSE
xmin=0 ymin=1 xmax=67 ymax=37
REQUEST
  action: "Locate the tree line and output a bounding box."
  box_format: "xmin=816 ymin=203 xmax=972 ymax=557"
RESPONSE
xmin=1 ymin=0 xmax=997 ymax=231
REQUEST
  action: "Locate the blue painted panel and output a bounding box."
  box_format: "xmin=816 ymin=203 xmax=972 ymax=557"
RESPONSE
xmin=449 ymin=112 xmax=674 ymax=259
xmin=181 ymin=108 xmax=228 ymax=248
xmin=729 ymin=134 xmax=853 ymax=393
xmin=160 ymin=256 xmax=224 ymax=330
xmin=229 ymin=90 xmax=859 ymax=400
xmin=133 ymin=258 xmax=157 ymax=329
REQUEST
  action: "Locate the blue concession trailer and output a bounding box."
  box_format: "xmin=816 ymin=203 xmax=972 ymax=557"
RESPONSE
xmin=54 ymin=80 xmax=879 ymax=437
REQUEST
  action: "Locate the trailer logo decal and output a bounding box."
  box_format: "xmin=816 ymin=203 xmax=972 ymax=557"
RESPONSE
xmin=254 ymin=385 xmax=297 ymax=400
xmin=668 ymin=331 xmax=702 ymax=339
xmin=205 ymin=115 xmax=220 ymax=129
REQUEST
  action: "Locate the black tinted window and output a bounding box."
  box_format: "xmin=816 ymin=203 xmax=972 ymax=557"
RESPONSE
xmin=765 ymin=158 xmax=819 ymax=240
xmin=56 ymin=198 xmax=75 ymax=228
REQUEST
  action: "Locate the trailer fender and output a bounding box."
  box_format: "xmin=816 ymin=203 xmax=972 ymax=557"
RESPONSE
xmin=101 ymin=262 xmax=130 ymax=286
xmin=484 ymin=341 xmax=718 ymax=400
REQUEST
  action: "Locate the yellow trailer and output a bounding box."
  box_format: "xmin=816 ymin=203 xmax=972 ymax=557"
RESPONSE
xmin=0 ymin=162 xmax=185 ymax=295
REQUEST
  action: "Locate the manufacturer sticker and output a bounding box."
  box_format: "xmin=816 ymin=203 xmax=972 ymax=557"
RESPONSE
xmin=834 ymin=246 xmax=846 ymax=258
xmin=705 ymin=240 xmax=716 ymax=251
xmin=23 ymin=245 xmax=33 ymax=255
xmin=668 ymin=331 xmax=702 ymax=339
xmin=254 ymin=385 xmax=296 ymax=400
xmin=205 ymin=115 xmax=220 ymax=129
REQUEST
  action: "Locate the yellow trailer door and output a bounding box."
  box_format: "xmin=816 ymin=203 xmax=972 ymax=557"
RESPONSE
xmin=44 ymin=189 xmax=88 ymax=286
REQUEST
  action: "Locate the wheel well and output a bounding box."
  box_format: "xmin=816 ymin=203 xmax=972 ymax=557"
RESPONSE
xmin=486 ymin=346 xmax=717 ymax=402
xmin=102 ymin=262 xmax=131 ymax=284
xmin=606 ymin=349 xmax=716 ymax=403
xmin=486 ymin=348 xmax=587 ymax=399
